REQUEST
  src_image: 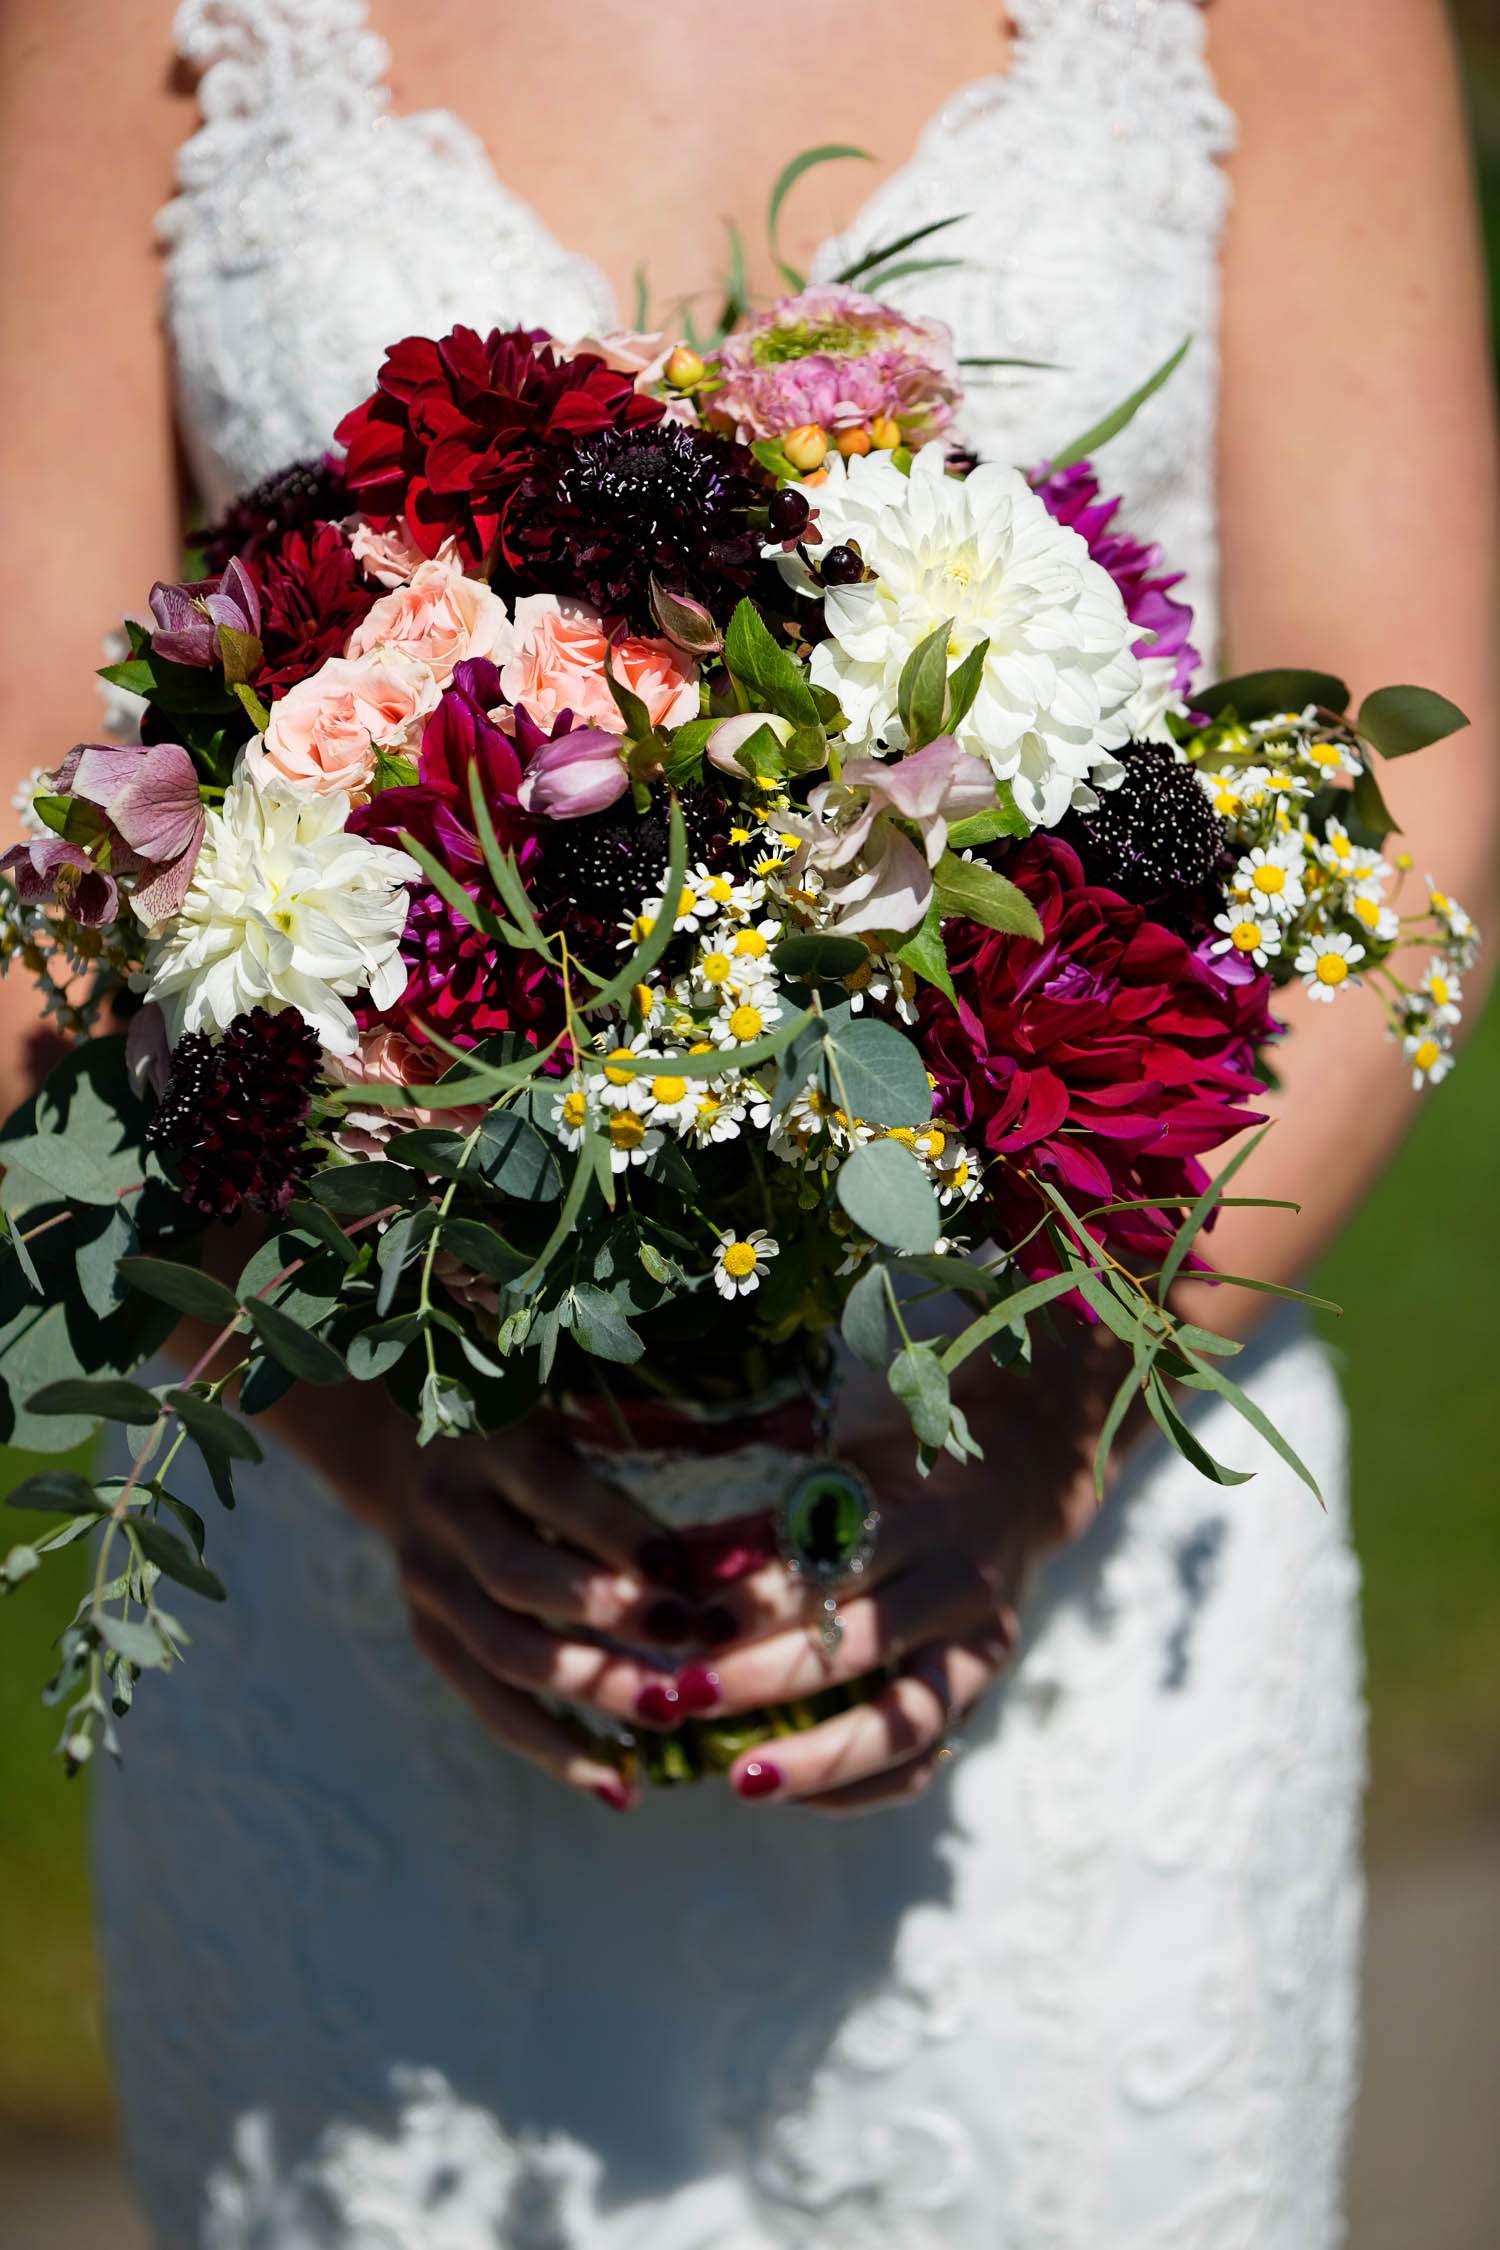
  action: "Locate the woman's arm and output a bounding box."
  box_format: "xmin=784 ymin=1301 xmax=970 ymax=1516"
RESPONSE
xmin=0 ymin=0 xmax=185 ymax=1111
xmin=1190 ymin=0 xmax=1500 ymax=1324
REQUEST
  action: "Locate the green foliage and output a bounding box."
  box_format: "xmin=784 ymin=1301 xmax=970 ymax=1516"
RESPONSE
xmin=1048 ymin=337 xmax=1193 ymax=472
xmin=765 ymin=143 xmax=875 ymax=291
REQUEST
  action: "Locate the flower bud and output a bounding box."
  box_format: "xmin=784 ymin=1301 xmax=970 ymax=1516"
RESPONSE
xmin=835 ymin=426 xmax=873 ymax=458
xmin=516 ymin=726 xmax=630 ymax=820
xmin=870 ymin=415 xmax=903 ymax=450
xmin=664 ymin=346 xmax=706 ymax=389
xmin=782 ymin=424 xmax=829 ymax=474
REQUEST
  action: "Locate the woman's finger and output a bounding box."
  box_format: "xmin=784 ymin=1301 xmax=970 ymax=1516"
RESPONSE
xmin=408 ymin=1612 xmax=637 ymax=1811
xmin=480 ymin=1421 xmax=683 ymax=1579
xmin=416 ymin=1484 xmax=690 ymax=1643
xmin=722 ymin=1628 xmax=1008 ymax=1808
xmin=691 ymin=1549 xmax=1005 ymax=1718
xmin=400 ymin=1542 xmax=682 ymax=1729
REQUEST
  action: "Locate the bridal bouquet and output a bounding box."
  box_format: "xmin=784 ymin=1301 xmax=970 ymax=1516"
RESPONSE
xmin=0 ymin=276 xmax=1476 ymax=1777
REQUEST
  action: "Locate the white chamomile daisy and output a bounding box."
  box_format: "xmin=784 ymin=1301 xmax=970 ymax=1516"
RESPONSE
xmin=1348 ymin=893 xmax=1399 ymax=945
xmin=845 ymin=955 xmax=918 ymax=1023
xmin=1232 ymin=844 xmax=1306 ymax=922
xmin=636 ymin=1067 xmax=700 ymax=1132
xmin=1426 ymin=878 xmax=1476 ymax=950
xmin=1419 ymin=957 xmax=1463 ymax=1028
xmin=934 ymin=1145 xmax=982 ymax=1208
xmin=709 ymin=988 xmax=784 ymax=1048
xmin=606 ymin=1110 xmax=663 ymax=1171
xmin=689 ymin=863 xmax=765 ymax=921
xmin=647 ymin=880 xmax=714 ymax=936
xmin=1316 ymin=819 xmax=1358 ymax=876
xmin=591 ymin=1030 xmax=654 ymax=1109
xmin=1200 ymin=766 xmax=1243 ymax=820
xmin=1403 ymin=1029 xmax=1453 ymax=1090
xmin=724 ymin=917 xmax=781 ymax=967
xmin=551 ymin=1080 xmax=593 ymax=1152
xmin=785 ymin=1081 xmax=850 ymax=1146
xmin=713 ymin=1228 xmax=780 ymax=1299
xmin=1294 ymin=930 xmax=1365 ymax=1002
xmin=1341 ymin=848 xmax=1390 ymax=901
xmin=690 ymin=1088 xmax=747 ymax=1144
xmin=1211 ymin=909 xmax=1282 ymax=968
xmin=1300 ymin=735 xmax=1363 ymax=781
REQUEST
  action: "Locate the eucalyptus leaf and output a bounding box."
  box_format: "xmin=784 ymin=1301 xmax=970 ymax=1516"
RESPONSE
xmin=5 ymin=1470 xmax=104 ymax=1516
xmin=131 ymin=1517 xmax=227 ymax=1600
xmin=888 ymin=1343 xmax=951 ymax=1450
xmin=564 ymin=1284 xmax=644 ymax=1365
xmin=1191 ymin=669 xmax=1350 ymax=724
xmin=244 ymin=1299 xmax=347 ymax=1386
xmin=98 ymin=1614 xmax=173 ymax=1669
xmin=816 ymin=1016 xmax=933 ymax=1128
xmin=771 ymin=933 xmax=869 ymax=983
xmin=118 ymin=1256 xmax=240 ymax=1324
xmin=836 ymin=1139 xmax=941 ymax=1253
xmin=475 ymin=1111 xmax=562 ymax=1202
xmin=31 ymin=1377 xmax=161 ymax=1425
xmin=308 ymin=1161 xmax=415 ymax=1216
xmin=165 ymin=1388 xmax=264 ymax=1465
xmin=840 ymin=1262 xmax=891 ymax=1369
xmin=1143 ymin=1374 xmax=1253 ymax=1487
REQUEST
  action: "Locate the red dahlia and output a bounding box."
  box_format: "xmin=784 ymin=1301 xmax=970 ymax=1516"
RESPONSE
xmin=917 ymin=837 xmax=1277 ymax=1282
xmin=334 ymin=326 xmax=664 ymax=569
xmin=248 ymin=521 xmax=381 ymax=698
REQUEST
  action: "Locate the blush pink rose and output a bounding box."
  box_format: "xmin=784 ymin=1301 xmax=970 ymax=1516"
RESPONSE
xmin=346 ymin=553 xmax=510 ymax=684
xmin=250 ymin=652 xmax=440 ymax=797
xmin=324 ymin=1027 xmax=487 ymax=1158
xmin=498 ymin=594 xmax=699 ymax=735
xmin=349 ymin=517 xmax=445 ymax=589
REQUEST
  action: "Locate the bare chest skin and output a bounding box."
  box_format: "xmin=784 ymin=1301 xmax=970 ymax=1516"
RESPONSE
xmin=366 ymin=0 xmax=1011 ymax=320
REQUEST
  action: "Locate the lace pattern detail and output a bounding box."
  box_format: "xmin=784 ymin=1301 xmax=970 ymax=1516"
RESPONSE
xmin=97 ymin=5 xmax=1368 ymax=2244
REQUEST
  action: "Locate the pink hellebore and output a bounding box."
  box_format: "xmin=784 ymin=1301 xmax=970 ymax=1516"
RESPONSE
xmin=53 ymin=742 xmax=206 ymax=925
xmin=513 ymin=705 xmax=629 ymax=820
xmin=148 ymin=557 xmax=261 ymax=668
xmin=781 ymin=736 xmax=997 ymax=938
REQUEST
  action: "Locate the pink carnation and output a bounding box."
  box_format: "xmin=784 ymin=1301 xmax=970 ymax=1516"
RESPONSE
xmin=708 ymin=285 xmax=962 ymax=445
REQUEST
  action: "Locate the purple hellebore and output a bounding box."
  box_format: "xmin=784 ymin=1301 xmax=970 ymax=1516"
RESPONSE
xmin=51 ymin=742 xmax=207 ymax=925
xmin=0 ymin=837 xmax=118 ymax=928
xmin=148 ymin=556 xmax=261 ymax=668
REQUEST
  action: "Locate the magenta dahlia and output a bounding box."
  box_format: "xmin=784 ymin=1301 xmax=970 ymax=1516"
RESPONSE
xmin=334 ymin=326 xmax=664 ymax=568
xmin=348 ymin=659 xmax=560 ymax=1051
xmin=917 ymin=837 xmax=1277 ymax=1282
xmin=1034 ymin=462 xmax=1200 ymax=703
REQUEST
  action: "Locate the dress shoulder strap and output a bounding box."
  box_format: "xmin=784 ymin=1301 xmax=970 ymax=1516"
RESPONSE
xmin=1004 ymin=0 xmax=1232 ymax=158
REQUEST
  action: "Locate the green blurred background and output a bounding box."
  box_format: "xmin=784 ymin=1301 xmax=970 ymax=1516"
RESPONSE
xmin=1 ymin=8 xmax=1498 ymax=2167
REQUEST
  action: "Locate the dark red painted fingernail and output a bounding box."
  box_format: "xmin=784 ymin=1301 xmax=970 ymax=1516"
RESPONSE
xmin=591 ymin=1776 xmax=634 ymax=1813
xmin=734 ymin=1757 xmax=783 ymax=1801
xmin=640 ymin=1596 xmax=696 ymax=1645
xmin=697 ymin=1603 xmax=739 ymax=1648
xmin=635 ymin=1680 xmax=684 ymax=1728
xmin=636 ymin=1535 xmax=692 ymax=1592
xmin=675 ymin=1664 xmax=721 ymax=1715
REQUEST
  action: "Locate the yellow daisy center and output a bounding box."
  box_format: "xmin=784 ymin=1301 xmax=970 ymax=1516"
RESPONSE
xmin=1314 ymin=954 xmax=1350 ymax=987
xmin=603 ymin=1047 xmax=639 ymax=1085
xmin=609 ymin=1112 xmax=647 ymax=1149
xmin=727 ymin=1003 xmax=765 ymax=1042
xmin=675 ymin=888 xmax=698 ymax=921
xmin=916 ymin=1125 xmax=947 ymax=1159
xmin=1413 ymin=1038 xmax=1441 ymax=1071
xmin=885 ymin=1126 xmax=917 ymax=1148
xmin=700 ymin=951 xmax=733 ymax=985
xmin=697 ymin=1094 xmax=722 ymax=1122
xmin=1328 ymin=834 xmax=1351 ymax=862
xmin=632 ymin=982 xmax=656 ymax=1017
xmin=1430 ymin=974 xmax=1450 ymax=1007
xmin=722 ymin=1241 xmax=759 ymax=1279
xmin=628 ymin=912 xmax=654 ymax=942
xmin=651 ymin=1075 xmax=687 ymax=1105
xmin=1251 ymin=863 xmax=1287 ymax=896
xmin=1352 ymin=897 xmax=1380 ymax=929
xmin=733 ymin=929 xmax=769 ymax=958
xmin=561 ymin=1090 xmax=587 ymax=1129
xmin=1230 ymin=920 xmax=1262 ymax=953
xmin=704 ymin=876 xmax=734 ymax=903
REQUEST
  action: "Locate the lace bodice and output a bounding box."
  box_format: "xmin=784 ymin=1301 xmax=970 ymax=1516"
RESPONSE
xmin=160 ymin=0 xmax=1233 ymax=651
xmin=91 ymin=8 xmax=1366 ymax=2248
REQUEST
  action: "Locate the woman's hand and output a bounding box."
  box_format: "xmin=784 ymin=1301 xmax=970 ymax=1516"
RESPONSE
xmin=671 ymin=1330 xmax=1133 ymax=1816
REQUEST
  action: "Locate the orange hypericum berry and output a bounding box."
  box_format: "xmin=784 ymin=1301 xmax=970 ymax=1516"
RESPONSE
xmin=870 ymin=414 xmax=902 ymax=450
xmin=664 ymin=346 xmax=706 ymax=388
xmin=835 ymin=426 xmax=873 ymax=458
xmin=782 ymin=424 xmax=829 ymax=473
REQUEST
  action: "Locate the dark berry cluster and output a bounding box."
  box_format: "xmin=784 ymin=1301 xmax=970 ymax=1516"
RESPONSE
xmin=193 ymin=457 xmax=351 ymax=574
xmin=1066 ymin=744 xmax=1228 ymax=925
xmin=146 ymin=1008 xmax=321 ymax=1220
xmin=531 ymin=784 xmax=732 ymax=933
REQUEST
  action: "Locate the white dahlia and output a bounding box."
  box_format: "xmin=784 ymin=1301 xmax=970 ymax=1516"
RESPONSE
xmin=780 ymin=443 xmax=1142 ymax=828
xmin=143 ymin=774 xmax=418 ymax=1054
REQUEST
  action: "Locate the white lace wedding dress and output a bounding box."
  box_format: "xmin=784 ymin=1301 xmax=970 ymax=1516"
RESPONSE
xmin=91 ymin=3 xmax=1367 ymax=2244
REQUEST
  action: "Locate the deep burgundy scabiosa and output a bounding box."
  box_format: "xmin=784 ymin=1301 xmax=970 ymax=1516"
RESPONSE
xmin=248 ymin=521 xmax=381 ymax=698
xmin=146 ymin=1007 xmax=320 ymax=1220
xmin=1033 ymin=461 xmax=1200 ymax=701
xmin=334 ymin=326 xmax=664 ymax=568
xmin=1063 ymin=742 xmax=1229 ymax=930
xmin=348 ymin=659 xmax=560 ymax=1050
xmin=499 ymin=419 xmax=769 ymax=632
xmin=528 ymin=781 xmax=733 ymax=955
xmin=917 ymin=836 xmax=1276 ymax=1284
xmin=192 ymin=456 xmax=352 ymax=574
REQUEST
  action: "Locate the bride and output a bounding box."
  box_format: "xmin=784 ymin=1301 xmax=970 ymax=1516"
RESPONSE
xmin=2 ymin=0 xmax=1495 ymax=2243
